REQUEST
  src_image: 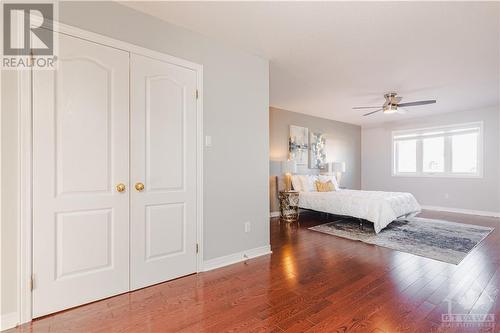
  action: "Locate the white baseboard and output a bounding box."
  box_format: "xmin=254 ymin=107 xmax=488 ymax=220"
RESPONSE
xmin=270 ymin=211 xmax=280 ymax=218
xmin=422 ymin=205 xmax=500 ymax=218
xmin=1 ymin=312 xmax=18 ymax=331
xmin=202 ymin=245 xmax=272 ymax=272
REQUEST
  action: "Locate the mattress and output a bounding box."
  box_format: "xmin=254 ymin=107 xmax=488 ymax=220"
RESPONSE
xmin=299 ymin=189 xmax=421 ymax=233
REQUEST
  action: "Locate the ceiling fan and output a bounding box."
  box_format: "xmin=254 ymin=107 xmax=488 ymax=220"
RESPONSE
xmin=353 ymin=92 xmax=436 ymax=116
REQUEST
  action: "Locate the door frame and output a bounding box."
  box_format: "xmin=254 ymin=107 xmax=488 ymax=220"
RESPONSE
xmin=18 ymin=16 xmax=204 ymax=325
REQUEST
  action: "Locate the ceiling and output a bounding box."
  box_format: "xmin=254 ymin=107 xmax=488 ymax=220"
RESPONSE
xmin=122 ymin=1 xmax=499 ymax=126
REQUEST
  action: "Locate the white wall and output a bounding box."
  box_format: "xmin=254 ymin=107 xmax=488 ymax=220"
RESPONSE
xmin=1 ymin=1 xmax=269 ymax=319
xmin=1 ymin=70 xmax=20 ymax=319
xmin=362 ymin=107 xmax=500 ymax=214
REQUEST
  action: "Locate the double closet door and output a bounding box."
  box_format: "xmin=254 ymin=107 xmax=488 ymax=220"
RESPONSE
xmin=32 ymin=32 xmax=198 ymax=317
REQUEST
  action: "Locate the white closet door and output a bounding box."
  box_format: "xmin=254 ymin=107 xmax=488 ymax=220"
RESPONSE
xmin=33 ymin=32 xmax=130 ymax=317
xmin=130 ymin=54 xmax=198 ymax=290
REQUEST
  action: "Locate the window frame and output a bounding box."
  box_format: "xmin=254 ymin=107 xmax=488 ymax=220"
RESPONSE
xmin=391 ymin=121 xmax=484 ymax=178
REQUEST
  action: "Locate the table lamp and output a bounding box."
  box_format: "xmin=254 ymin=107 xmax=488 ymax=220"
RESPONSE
xmin=281 ymin=160 xmax=297 ymax=191
xmin=329 ymin=161 xmax=346 ymax=186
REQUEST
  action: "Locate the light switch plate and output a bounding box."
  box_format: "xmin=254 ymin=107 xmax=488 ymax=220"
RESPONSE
xmin=205 ymin=135 xmax=212 ymax=147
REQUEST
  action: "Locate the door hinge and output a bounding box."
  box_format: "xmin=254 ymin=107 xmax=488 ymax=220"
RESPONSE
xmin=195 ymin=89 xmax=199 ymax=99
xmin=30 ymin=275 xmax=35 ymax=291
xmin=196 ymin=243 xmax=199 ymax=254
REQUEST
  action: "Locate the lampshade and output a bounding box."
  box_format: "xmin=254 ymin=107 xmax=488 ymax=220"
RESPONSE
xmin=332 ymin=161 xmax=346 ymax=173
xmin=281 ymin=160 xmax=297 ymax=174
xmin=326 ymin=162 xmax=333 ymax=174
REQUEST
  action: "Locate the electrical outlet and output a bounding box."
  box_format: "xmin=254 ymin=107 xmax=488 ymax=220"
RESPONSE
xmin=244 ymin=221 xmax=251 ymax=233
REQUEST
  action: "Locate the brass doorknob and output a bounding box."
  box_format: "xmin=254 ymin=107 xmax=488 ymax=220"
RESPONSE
xmin=135 ymin=182 xmax=145 ymax=192
xmin=116 ymin=183 xmax=126 ymax=193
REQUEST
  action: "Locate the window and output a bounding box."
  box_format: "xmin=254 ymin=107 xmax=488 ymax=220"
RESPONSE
xmin=452 ymin=132 xmax=478 ymax=173
xmin=395 ymin=139 xmax=417 ymax=172
xmin=422 ymin=136 xmax=444 ymax=173
xmin=392 ymin=122 xmax=483 ymax=177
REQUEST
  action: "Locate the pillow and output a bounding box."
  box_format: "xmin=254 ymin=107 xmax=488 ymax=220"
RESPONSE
xmin=291 ymin=175 xmax=302 ymax=191
xmin=318 ymin=174 xmax=340 ymax=191
xmin=315 ymin=180 xmax=335 ymax=192
xmin=298 ymin=175 xmax=311 ymax=192
xmin=305 ymin=175 xmax=319 ymax=192
xmin=291 ymin=174 xmax=324 ymax=192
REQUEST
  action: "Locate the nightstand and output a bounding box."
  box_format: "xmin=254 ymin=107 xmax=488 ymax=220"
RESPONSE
xmin=278 ymin=191 xmax=300 ymax=222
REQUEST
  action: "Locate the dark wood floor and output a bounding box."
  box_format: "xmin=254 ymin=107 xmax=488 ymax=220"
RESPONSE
xmin=7 ymin=210 xmax=500 ymax=333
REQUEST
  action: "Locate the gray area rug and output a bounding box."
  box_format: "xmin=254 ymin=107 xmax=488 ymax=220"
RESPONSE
xmin=309 ymin=217 xmax=493 ymax=265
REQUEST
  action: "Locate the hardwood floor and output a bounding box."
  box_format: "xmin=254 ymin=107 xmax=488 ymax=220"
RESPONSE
xmin=7 ymin=210 xmax=500 ymax=333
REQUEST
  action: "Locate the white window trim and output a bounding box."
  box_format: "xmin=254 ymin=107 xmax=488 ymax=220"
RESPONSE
xmin=391 ymin=121 xmax=484 ymax=178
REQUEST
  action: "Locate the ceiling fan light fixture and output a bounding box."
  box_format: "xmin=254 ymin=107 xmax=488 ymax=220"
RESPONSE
xmin=355 ymin=92 xmax=436 ymax=117
xmin=383 ymin=105 xmax=398 ymax=114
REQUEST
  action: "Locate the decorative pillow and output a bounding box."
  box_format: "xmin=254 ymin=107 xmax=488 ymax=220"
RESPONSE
xmin=315 ymin=180 xmax=335 ymax=192
xmin=318 ymin=175 xmax=340 ymax=191
xmin=306 ymin=175 xmax=319 ymax=192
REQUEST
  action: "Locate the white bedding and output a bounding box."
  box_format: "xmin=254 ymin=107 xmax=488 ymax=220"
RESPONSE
xmin=299 ymin=190 xmax=421 ymax=233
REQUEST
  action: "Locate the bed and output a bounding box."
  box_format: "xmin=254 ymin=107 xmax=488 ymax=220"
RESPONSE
xmin=291 ymin=175 xmax=421 ymax=233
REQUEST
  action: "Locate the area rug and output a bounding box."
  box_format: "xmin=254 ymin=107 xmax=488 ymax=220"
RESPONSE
xmin=309 ymin=217 xmax=493 ymax=264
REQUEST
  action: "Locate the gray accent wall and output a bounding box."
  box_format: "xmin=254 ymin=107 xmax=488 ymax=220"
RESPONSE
xmin=1 ymin=1 xmax=269 ymax=317
xmin=269 ymin=107 xmax=362 ymax=211
xmin=362 ymin=107 xmax=500 ymax=213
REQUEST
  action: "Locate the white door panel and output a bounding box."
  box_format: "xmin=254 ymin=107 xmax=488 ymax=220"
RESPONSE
xmin=33 ymin=32 xmax=130 ymax=317
xmin=146 ymin=76 xmax=185 ymax=191
xmin=130 ymin=54 xmax=198 ymax=290
xmin=56 ymin=57 xmax=112 ymax=195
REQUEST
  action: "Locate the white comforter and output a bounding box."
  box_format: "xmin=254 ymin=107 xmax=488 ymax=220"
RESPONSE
xmin=299 ymin=190 xmax=421 ymax=233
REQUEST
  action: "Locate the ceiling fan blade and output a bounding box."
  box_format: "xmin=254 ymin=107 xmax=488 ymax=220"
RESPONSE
xmin=353 ymin=106 xmax=383 ymax=110
xmin=363 ymin=109 xmax=383 ymax=116
xmin=397 ymin=100 xmax=436 ymax=107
